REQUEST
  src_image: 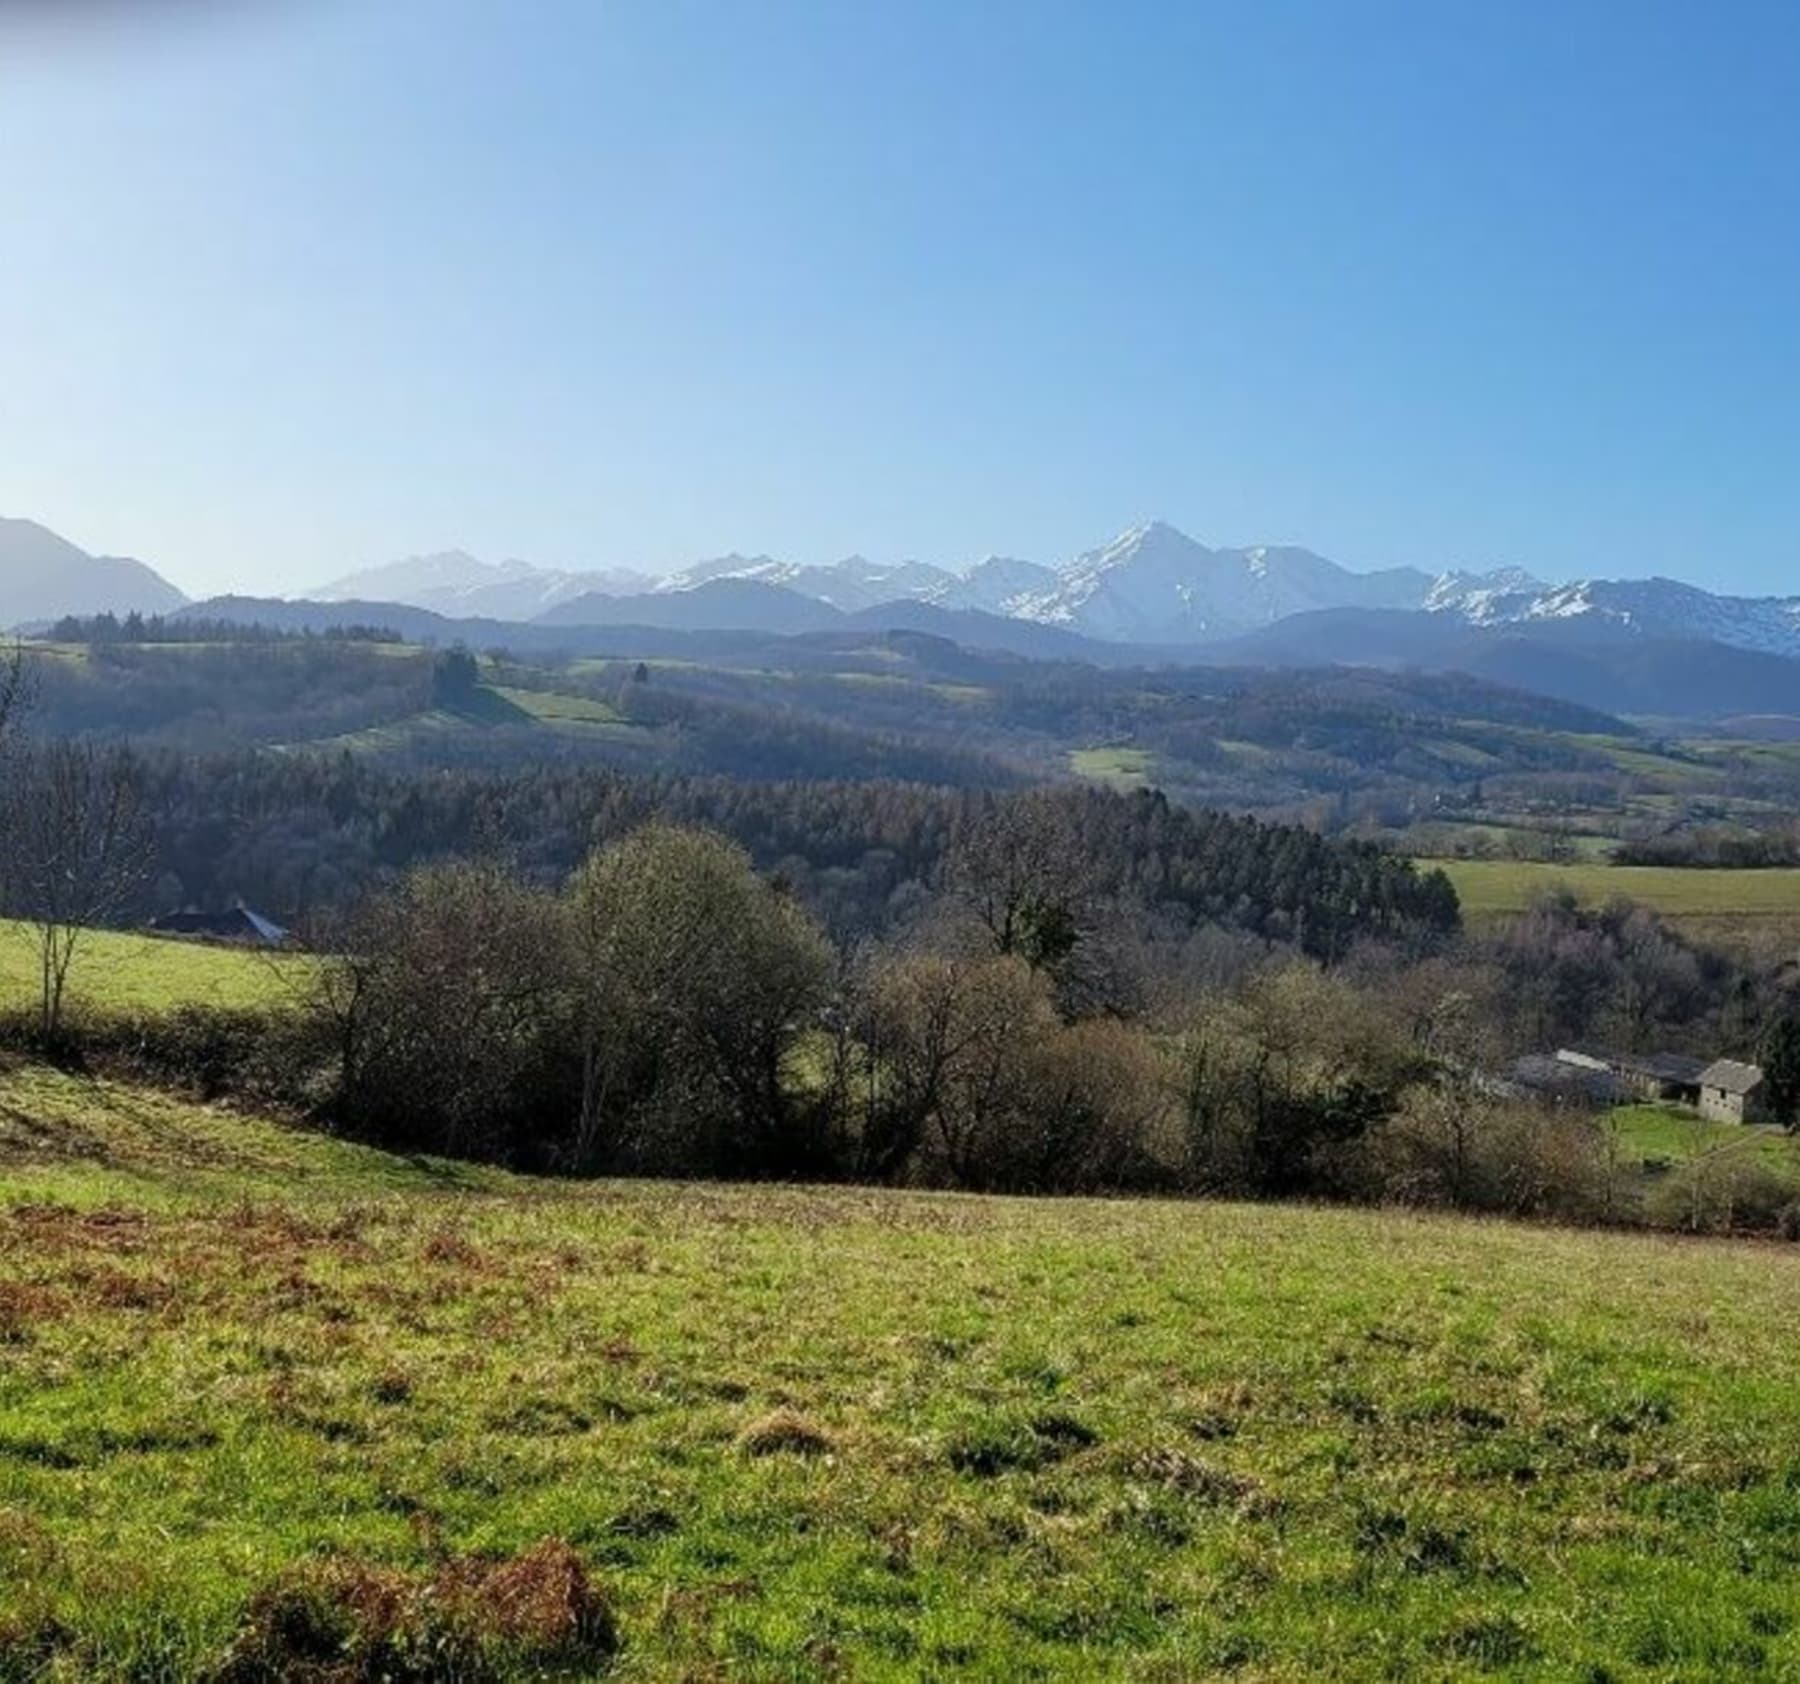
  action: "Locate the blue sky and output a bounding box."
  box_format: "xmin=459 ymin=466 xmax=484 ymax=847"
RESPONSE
xmin=2 ymin=0 xmax=1798 ymax=599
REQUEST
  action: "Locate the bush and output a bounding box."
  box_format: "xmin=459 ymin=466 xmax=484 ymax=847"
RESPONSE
xmin=1646 ymin=1155 xmax=1800 ymax=1236
xmin=314 ymin=860 xmax=584 ymax=1163
xmin=1176 ymin=966 xmax=1423 ymax=1197
xmin=0 ymin=1004 xmax=330 ymax=1110
xmin=1356 ymin=1090 xmax=1620 ymax=1222
xmin=570 ymin=825 xmax=833 ymax=1176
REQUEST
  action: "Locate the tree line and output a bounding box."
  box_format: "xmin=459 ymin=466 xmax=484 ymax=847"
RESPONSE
xmin=45 ymin=612 xmax=404 ymax=645
xmin=55 ymin=813 xmax=1797 ymax=1237
xmin=94 ymin=751 xmax=1458 ymax=956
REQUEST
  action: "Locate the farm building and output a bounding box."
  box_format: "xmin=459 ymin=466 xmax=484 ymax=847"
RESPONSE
xmin=1505 ymin=1054 xmax=1632 ymax=1109
xmin=1697 ymin=1060 xmax=1768 ymax=1124
xmin=149 ymin=906 xmax=290 ymax=948
xmin=1554 ymin=1046 xmax=1708 ymax=1106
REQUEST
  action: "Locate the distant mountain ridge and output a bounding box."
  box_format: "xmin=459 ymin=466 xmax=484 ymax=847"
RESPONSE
xmin=0 ymin=517 xmax=187 ymax=627
xmin=13 ymin=511 xmax=1796 ymax=722
xmin=319 ymin=521 xmax=1800 ymax=662
xmin=313 ymin=551 xmax=656 ymax=622
xmin=1429 ymin=574 xmax=1800 ymax=657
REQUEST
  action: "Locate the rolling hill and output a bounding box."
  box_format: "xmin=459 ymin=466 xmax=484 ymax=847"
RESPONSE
xmin=1210 ymin=610 xmax=1800 ymax=720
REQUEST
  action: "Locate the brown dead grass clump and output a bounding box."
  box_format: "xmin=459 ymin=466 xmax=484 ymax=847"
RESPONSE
xmin=212 ymin=1539 xmax=617 ymax=1682
xmin=421 ymin=1229 xmax=486 ymax=1270
xmin=736 ymin=1408 xmax=834 ymax=1459
xmin=86 ymin=1266 xmax=177 ymax=1312
xmin=1127 ymin=1448 xmax=1271 ymax=1512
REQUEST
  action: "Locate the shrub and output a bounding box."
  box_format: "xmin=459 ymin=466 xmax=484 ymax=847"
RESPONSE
xmin=0 ymin=1004 xmax=330 ymax=1110
xmin=313 ymin=860 xmax=583 ymax=1163
xmin=1176 ymin=965 xmax=1423 ymax=1197
xmin=1647 ymin=1156 xmax=1800 ymax=1235
xmin=1358 ymin=1090 xmax=1620 ymax=1221
xmin=570 ymin=825 xmax=833 ymax=1176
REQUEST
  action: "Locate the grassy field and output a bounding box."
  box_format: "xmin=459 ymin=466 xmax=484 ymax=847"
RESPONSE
xmin=3 ymin=1070 xmax=1800 ymax=1678
xmin=494 ymin=687 xmax=632 ymax=730
xmin=0 ymin=919 xmax=305 ymax=1018
xmin=1069 ymin=746 xmax=1155 ymax=788
xmin=1429 ymin=858 xmax=1800 ymax=931
xmin=1609 ymin=1101 xmax=1800 ymax=1188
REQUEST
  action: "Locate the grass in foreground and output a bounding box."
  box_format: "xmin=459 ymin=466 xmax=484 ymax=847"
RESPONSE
xmin=0 ymin=919 xmax=308 ymax=1019
xmin=3 ymin=1066 xmax=1800 ymax=1679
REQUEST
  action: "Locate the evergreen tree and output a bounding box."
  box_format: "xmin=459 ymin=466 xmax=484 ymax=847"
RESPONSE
xmin=1759 ymin=1013 xmax=1800 ymax=1130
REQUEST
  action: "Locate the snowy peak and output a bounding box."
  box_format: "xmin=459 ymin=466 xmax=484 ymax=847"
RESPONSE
xmin=314 ymin=550 xmax=506 ymax=600
xmin=658 ymin=554 xmax=787 ymax=592
xmin=300 ymin=525 xmax=1800 ymax=663
xmin=926 ymin=555 xmax=1059 ymax=615
xmin=659 ymin=554 xmax=955 ymax=613
xmin=1010 ymin=521 xmax=1434 ymax=642
xmin=1433 ymin=574 xmax=1800 ymax=657
xmin=1422 ymin=566 xmax=1547 ymax=618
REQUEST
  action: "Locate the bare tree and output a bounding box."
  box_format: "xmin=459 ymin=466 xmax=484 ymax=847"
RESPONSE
xmin=0 ymin=641 xmax=33 ymax=911
xmin=4 ymin=741 xmax=154 ymax=1042
xmin=945 ymin=792 xmax=1094 ymax=974
xmin=0 ymin=642 xmax=30 ymax=750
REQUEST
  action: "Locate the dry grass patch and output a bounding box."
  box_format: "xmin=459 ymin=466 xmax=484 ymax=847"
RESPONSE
xmin=736 ymin=1408 xmax=834 ymax=1458
xmin=214 ymin=1539 xmax=616 ymax=1682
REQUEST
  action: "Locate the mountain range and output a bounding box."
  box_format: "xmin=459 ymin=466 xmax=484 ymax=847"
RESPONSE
xmin=311 ymin=521 xmax=1800 ymax=662
xmin=6 ymin=513 xmax=1798 ymax=720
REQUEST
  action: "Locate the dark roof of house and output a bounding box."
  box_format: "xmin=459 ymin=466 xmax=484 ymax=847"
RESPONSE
xmin=1562 ymin=1041 xmax=1615 ymax=1063
xmin=150 ymin=907 xmax=289 ymax=945
xmin=1509 ymin=1056 xmax=1631 ymax=1105
xmin=1699 ymin=1059 xmax=1765 ymax=1095
xmin=1557 ymin=1045 xmax=1706 ymax=1085
xmin=1621 ymin=1052 xmax=1709 ymax=1085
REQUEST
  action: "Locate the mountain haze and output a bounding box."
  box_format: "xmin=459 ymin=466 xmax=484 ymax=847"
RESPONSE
xmin=315 ymin=552 xmax=655 ymax=620
xmin=34 ymin=514 xmax=1800 ymax=715
xmin=0 ymin=518 xmax=187 ymax=627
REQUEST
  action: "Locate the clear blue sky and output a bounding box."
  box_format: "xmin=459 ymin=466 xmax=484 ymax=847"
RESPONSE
xmin=3 ymin=0 xmax=1798 ymax=599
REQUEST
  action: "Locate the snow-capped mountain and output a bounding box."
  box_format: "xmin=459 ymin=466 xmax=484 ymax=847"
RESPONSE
xmin=318 ymin=525 xmax=1448 ymax=641
xmin=1420 ymin=567 xmax=1548 ymax=619
xmin=308 ymin=525 xmax=1800 ymax=663
xmin=657 ymin=554 xmax=956 ymax=612
xmin=1006 ymin=521 xmax=1433 ymax=642
xmin=314 ymin=552 xmax=655 ymax=621
xmin=1423 ymin=574 xmax=1800 ymax=658
xmin=925 ymin=556 xmax=1059 ymax=616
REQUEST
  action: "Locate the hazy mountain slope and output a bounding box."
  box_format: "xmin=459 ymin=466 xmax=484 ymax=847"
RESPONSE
xmin=841 ymin=599 xmax=1117 ymax=661
xmin=1211 ymin=607 xmax=1800 ymax=719
xmin=659 ymin=555 xmax=956 ymax=613
xmin=314 ymin=552 xmax=654 ymax=620
xmin=0 ymin=517 xmax=187 ymax=626
xmin=1429 ymin=574 xmax=1800 ymax=659
xmin=537 ymin=578 xmax=847 ymax=635
xmin=925 ymin=556 xmax=1059 ymax=615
